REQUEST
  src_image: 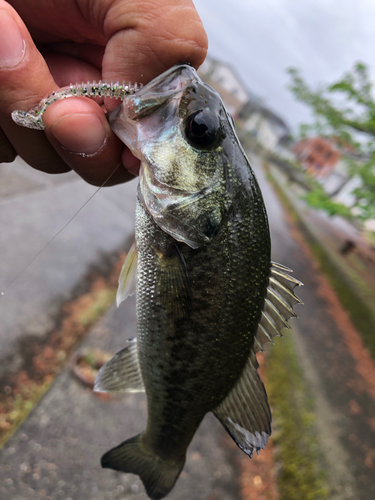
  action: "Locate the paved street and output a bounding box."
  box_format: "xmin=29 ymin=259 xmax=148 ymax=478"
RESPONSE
xmin=253 ymin=154 xmax=375 ymax=500
xmin=0 ymin=295 xmax=241 ymax=500
xmin=0 ymin=158 xmax=137 ymax=378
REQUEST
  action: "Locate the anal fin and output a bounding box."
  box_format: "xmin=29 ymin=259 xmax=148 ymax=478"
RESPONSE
xmin=213 ymin=351 xmax=271 ymax=457
xmin=94 ymin=338 xmax=144 ymax=393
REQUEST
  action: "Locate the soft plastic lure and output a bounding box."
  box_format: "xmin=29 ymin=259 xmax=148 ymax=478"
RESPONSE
xmin=11 ymin=80 xmax=142 ymax=130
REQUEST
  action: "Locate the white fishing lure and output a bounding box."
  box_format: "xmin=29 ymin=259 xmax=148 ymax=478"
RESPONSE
xmin=11 ymin=80 xmax=142 ymax=130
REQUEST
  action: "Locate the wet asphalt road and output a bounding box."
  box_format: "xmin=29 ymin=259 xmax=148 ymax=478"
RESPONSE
xmin=0 ymin=158 xmax=137 ymax=378
xmin=0 ymin=153 xmax=374 ymax=499
xmin=0 ymin=295 xmax=241 ymax=500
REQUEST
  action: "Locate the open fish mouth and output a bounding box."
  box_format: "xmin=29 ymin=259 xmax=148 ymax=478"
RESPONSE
xmin=122 ymin=64 xmax=194 ymax=120
xmin=108 ymin=64 xmax=195 ymax=157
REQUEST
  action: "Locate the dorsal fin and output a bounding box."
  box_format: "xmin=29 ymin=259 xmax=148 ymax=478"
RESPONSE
xmin=254 ymin=262 xmax=303 ymax=353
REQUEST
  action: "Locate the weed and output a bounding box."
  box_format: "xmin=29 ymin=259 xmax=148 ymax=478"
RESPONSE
xmin=266 ymin=334 xmax=329 ymax=500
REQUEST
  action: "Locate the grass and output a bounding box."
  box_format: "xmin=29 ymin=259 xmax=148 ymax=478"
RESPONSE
xmin=0 ymin=379 xmax=53 ymax=448
xmin=266 ymin=334 xmax=329 ymax=500
xmin=266 ymin=168 xmax=375 ymax=359
xmin=0 ymin=255 xmax=124 ymax=449
xmin=308 ymin=241 xmax=375 ymax=358
xmin=77 ymin=288 xmax=116 ymax=328
xmin=365 ymin=229 xmax=375 ymax=246
xmin=262 ymin=159 xmax=375 ymax=497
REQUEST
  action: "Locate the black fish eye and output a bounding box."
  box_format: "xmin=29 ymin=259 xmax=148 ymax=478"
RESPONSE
xmin=185 ymin=110 xmax=221 ymax=150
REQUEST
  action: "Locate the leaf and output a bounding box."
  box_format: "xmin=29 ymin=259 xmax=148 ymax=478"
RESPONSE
xmin=287 ymin=62 xmax=375 ymax=222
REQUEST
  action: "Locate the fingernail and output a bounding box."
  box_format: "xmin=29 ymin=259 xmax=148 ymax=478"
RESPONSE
xmin=50 ymin=114 xmax=107 ymax=155
xmin=0 ymin=11 xmax=25 ymax=68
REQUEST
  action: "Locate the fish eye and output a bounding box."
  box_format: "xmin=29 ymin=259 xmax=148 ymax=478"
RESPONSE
xmin=185 ymin=110 xmax=221 ymax=150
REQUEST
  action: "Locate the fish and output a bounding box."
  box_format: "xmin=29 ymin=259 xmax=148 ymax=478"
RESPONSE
xmin=12 ymin=64 xmax=302 ymax=500
xmin=94 ymin=64 xmax=303 ymax=499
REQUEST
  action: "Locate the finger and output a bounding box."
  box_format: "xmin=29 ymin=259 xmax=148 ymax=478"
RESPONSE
xmin=0 ymin=2 xmax=71 ymax=173
xmin=43 ymin=96 xmax=137 ymax=186
xmin=43 ymin=53 xmax=140 ymax=185
xmin=0 ymin=4 xmax=137 ymax=185
xmin=40 ymin=42 xmax=105 ymax=72
xmin=43 ymin=52 xmax=103 ymax=88
xmin=100 ymin=0 xmax=208 ymax=109
xmin=122 ymin=147 xmax=140 ymax=177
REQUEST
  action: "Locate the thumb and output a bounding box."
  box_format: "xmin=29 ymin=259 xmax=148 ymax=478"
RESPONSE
xmin=101 ymin=0 xmax=207 ymax=108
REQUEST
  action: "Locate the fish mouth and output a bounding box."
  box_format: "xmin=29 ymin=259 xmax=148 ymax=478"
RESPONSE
xmin=123 ymin=64 xmax=195 ymax=120
xmin=108 ymin=64 xmax=198 ymax=160
xmin=108 ymin=64 xmax=195 ymax=152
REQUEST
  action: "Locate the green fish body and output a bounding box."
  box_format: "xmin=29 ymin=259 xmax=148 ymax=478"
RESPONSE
xmin=94 ymin=65 xmax=302 ymax=500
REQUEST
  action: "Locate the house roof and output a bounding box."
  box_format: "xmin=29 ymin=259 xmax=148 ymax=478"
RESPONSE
xmin=199 ymin=55 xmax=254 ymax=101
xmin=256 ymin=105 xmax=290 ymax=134
xmin=200 ymin=55 xmax=290 ymax=137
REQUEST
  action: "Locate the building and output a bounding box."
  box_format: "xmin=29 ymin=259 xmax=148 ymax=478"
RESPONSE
xmin=198 ymin=57 xmax=250 ymax=118
xmin=293 ymin=137 xmax=341 ymax=177
xmin=199 ymin=55 xmax=291 ymax=152
xmin=240 ymin=103 xmax=291 ymax=151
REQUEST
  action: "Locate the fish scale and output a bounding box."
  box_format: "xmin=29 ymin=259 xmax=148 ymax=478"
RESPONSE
xmin=134 ymin=172 xmax=270 ymax=456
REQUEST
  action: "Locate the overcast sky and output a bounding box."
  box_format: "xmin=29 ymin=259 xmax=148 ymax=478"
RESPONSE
xmin=194 ymin=0 xmax=375 ymax=132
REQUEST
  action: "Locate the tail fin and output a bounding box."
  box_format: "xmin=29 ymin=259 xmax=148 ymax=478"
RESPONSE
xmin=101 ymin=434 xmax=185 ymax=500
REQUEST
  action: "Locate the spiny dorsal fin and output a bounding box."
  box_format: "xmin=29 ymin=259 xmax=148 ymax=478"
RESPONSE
xmin=117 ymin=242 xmax=138 ymax=308
xmin=213 ymin=351 xmax=271 ymax=457
xmin=94 ymin=338 xmax=144 ymax=393
xmin=253 ymin=262 xmax=303 ymax=353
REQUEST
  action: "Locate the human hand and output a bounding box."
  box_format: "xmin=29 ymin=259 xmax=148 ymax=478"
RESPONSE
xmin=0 ymin=0 xmax=207 ymax=185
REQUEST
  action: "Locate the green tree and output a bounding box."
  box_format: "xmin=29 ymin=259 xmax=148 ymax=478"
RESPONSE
xmin=287 ymin=62 xmax=375 ymax=221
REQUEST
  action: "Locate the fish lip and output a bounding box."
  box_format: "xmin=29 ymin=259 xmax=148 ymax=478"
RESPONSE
xmin=107 ymin=64 xmax=196 ymax=159
xmin=123 ymin=91 xmax=180 ymax=121
xmin=134 ymin=63 xmax=195 ymax=99
xmin=109 ymin=64 xmax=195 ymax=124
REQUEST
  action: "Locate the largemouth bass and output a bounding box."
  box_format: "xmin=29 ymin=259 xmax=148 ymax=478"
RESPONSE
xmin=12 ymin=64 xmax=302 ymax=500
xmin=96 ymin=64 xmax=302 ymax=499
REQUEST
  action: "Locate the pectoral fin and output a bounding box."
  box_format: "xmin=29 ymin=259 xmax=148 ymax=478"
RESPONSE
xmin=213 ymin=351 xmax=271 ymax=457
xmin=156 ymin=244 xmax=192 ymax=319
xmin=117 ymin=242 xmax=138 ymax=307
xmin=94 ymin=338 xmax=144 ymax=393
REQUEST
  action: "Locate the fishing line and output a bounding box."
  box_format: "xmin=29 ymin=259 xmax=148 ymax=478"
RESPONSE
xmin=1 ymin=163 xmax=121 ymax=297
